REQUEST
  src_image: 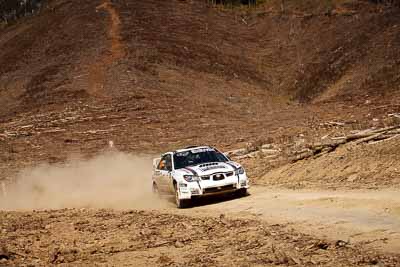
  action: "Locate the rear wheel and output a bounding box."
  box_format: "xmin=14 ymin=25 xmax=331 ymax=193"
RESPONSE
xmin=175 ymin=185 xmax=191 ymax=209
xmin=152 ymin=182 xmax=159 ymax=195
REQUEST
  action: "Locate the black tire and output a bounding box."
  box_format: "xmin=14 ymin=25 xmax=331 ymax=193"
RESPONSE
xmin=152 ymin=182 xmax=159 ymax=195
xmin=175 ymin=185 xmax=191 ymax=209
xmin=236 ymin=188 xmax=248 ymax=198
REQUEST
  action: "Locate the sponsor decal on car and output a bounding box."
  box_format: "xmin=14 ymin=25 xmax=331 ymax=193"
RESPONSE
xmin=225 ymin=162 xmax=239 ymax=171
xmin=200 ymin=165 xmax=226 ymax=172
xmin=191 ymin=148 xmax=214 ymax=153
xmin=184 ymin=167 xmax=198 ymax=176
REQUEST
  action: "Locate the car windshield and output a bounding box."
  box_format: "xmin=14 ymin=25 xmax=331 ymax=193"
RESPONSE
xmin=173 ymin=148 xmax=228 ymax=169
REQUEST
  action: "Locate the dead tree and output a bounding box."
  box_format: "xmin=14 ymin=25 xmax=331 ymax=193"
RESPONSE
xmin=281 ymin=0 xmax=285 ymax=13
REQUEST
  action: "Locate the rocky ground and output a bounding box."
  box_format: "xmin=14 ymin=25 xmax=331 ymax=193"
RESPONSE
xmin=1 ymin=209 xmax=400 ymax=266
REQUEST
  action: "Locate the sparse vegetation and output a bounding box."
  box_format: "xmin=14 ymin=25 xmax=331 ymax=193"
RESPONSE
xmin=0 ymin=0 xmax=42 ymax=24
xmin=368 ymin=0 xmax=400 ymax=6
xmin=218 ymin=0 xmax=400 ymax=12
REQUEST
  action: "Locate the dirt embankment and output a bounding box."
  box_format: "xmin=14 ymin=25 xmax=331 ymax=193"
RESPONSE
xmin=235 ymin=127 xmax=400 ymax=190
xmin=260 ymin=136 xmax=400 ymax=189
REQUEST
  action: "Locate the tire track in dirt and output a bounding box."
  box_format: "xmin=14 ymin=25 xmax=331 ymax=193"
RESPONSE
xmin=174 ymin=187 xmax=400 ymax=254
xmin=88 ymin=0 xmax=125 ymax=96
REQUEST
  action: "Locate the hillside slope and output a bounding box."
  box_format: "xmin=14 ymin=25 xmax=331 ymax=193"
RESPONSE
xmin=0 ymin=0 xmax=400 ymax=178
xmin=259 ymin=136 xmax=400 ymax=189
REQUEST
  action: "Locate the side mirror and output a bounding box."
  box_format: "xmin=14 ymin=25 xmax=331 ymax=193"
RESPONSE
xmin=166 ymin=163 xmax=172 ymax=172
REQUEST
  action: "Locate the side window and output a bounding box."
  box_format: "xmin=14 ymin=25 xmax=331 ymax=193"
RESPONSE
xmin=165 ymin=154 xmax=172 ymax=171
xmin=157 ymin=156 xmax=166 ymax=170
xmin=158 ymin=154 xmax=172 ymax=171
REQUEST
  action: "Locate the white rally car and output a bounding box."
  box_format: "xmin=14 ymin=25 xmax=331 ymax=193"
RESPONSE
xmin=152 ymin=146 xmax=249 ymax=208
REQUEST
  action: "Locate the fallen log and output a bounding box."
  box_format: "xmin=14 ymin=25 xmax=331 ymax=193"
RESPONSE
xmin=368 ymin=134 xmax=400 ymax=145
xmin=291 ymin=125 xmax=400 ymax=162
xmin=388 ymin=113 xmax=400 ymax=119
xmin=229 ymin=124 xmax=400 ymax=163
xmin=261 ymin=149 xmax=280 ymax=155
xmin=305 ymin=138 xmax=345 ymax=153
xmin=290 ymin=150 xmax=314 ymax=162
xmin=354 ymin=133 xmax=384 ymax=145
xmin=346 ymin=129 xmax=375 ymax=141
xmin=41 ymin=128 xmax=67 ymax=134
xmin=75 ymin=129 xmax=116 ymax=135
xmin=313 ymin=147 xmax=334 ymax=159
xmin=320 ymin=121 xmax=346 ymax=127
xmin=235 ymin=151 xmax=260 ymax=160
xmin=387 ymin=129 xmax=400 ymax=135
xmin=225 ymin=148 xmax=247 ymax=157
xmin=345 ymin=125 xmax=400 ymax=141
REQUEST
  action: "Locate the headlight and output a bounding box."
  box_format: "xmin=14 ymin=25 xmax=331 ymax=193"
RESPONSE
xmin=183 ymin=175 xmax=200 ymax=182
xmin=235 ymin=167 xmax=245 ymax=175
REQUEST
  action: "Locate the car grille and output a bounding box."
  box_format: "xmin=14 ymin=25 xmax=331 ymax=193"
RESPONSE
xmin=202 ymin=172 xmax=234 ymax=181
xmin=203 ymin=184 xmax=235 ymax=194
xmin=213 ymin=173 xmax=225 ymax=181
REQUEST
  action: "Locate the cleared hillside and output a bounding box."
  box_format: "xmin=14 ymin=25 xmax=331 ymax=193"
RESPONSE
xmin=0 ymin=0 xmax=400 ymax=179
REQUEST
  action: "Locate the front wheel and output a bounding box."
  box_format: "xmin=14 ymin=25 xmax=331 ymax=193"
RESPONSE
xmin=175 ymin=186 xmax=191 ymax=209
xmin=236 ymin=188 xmax=248 ymax=198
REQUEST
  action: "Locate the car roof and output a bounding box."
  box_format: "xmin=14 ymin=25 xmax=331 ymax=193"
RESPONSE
xmin=169 ymin=145 xmax=214 ymax=154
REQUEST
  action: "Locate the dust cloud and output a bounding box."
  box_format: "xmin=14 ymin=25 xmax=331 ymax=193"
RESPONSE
xmin=0 ymin=151 xmax=169 ymax=210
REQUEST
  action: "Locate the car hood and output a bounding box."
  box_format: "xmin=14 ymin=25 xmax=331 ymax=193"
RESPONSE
xmin=176 ymin=161 xmax=240 ymax=176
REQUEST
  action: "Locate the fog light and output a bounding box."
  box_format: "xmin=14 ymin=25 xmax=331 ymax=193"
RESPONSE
xmin=240 ymin=181 xmax=247 ymax=187
xmin=190 ymin=189 xmax=200 ymax=195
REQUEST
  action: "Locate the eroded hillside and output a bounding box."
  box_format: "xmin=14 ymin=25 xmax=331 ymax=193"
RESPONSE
xmin=1 ymin=0 xmax=399 ymax=180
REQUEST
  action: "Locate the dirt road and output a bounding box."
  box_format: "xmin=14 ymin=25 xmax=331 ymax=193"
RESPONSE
xmin=1 ymin=153 xmax=400 ymax=265
xmin=173 ymin=187 xmax=400 ymax=254
xmin=2 ymin=185 xmax=400 ymax=266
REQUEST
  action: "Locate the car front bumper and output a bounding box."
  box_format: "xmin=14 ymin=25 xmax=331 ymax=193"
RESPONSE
xmin=177 ymin=173 xmax=249 ymax=200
